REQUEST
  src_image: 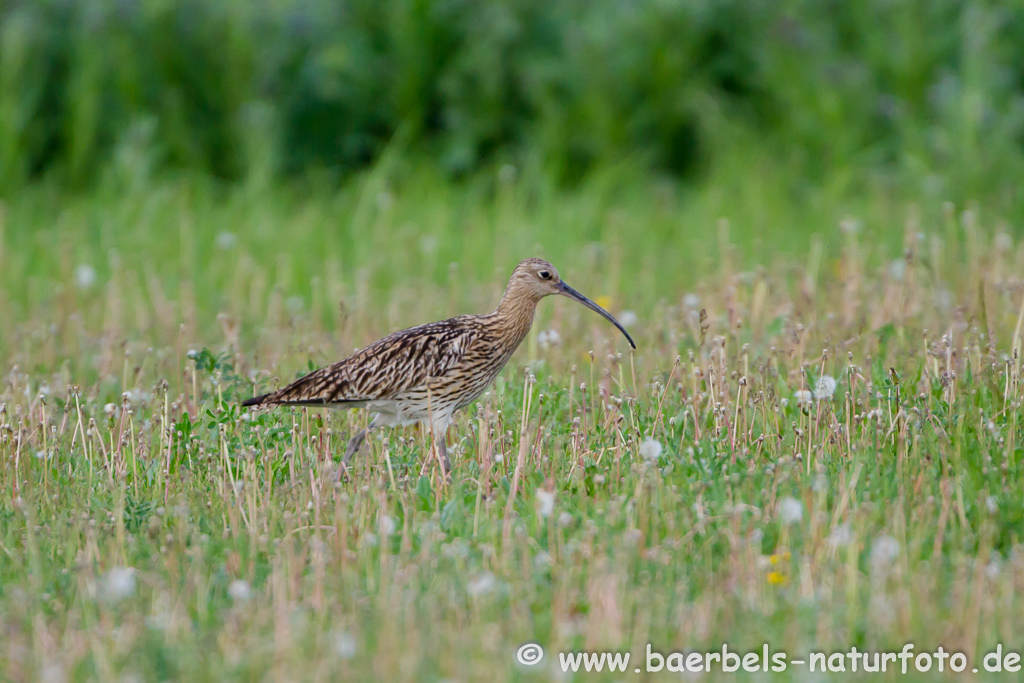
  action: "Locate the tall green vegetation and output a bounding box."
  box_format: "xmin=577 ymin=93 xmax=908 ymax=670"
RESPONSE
xmin=1 ymin=0 xmax=1023 ymax=211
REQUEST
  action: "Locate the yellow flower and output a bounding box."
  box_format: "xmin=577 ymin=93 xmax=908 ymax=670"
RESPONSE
xmin=769 ymin=550 xmax=791 ymax=565
xmin=595 ymin=296 xmax=613 ymax=311
xmin=766 ymin=571 xmax=788 ymax=586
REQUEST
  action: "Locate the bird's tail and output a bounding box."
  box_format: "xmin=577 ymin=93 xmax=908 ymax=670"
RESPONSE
xmin=241 ymin=393 xmax=272 ymax=407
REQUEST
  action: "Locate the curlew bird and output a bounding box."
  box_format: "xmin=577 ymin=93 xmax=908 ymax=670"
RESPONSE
xmin=242 ymin=258 xmax=635 ymax=473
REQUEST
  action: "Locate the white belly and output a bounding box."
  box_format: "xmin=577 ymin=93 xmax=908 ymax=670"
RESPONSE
xmin=364 ymin=400 xmax=454 ymax=431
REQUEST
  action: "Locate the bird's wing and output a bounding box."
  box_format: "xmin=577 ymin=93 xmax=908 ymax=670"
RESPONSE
xmin=252 ymin=317 xmax=480 ymax=406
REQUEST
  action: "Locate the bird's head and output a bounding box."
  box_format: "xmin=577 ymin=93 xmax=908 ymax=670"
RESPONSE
xmin=505 ymin=258 xmax=636 ymax=349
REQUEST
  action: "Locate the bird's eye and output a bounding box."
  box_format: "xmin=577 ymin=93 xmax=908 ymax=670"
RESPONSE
xmin=539 ymin=270 xmax=551 ymax=280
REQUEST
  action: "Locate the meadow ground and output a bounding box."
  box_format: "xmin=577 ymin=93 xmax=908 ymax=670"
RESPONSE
xmin=3 ymin=168 xmax=1024 ymax=681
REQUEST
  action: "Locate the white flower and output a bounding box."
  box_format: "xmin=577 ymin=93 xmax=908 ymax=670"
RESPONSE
xmin=814 ymin=375 xmax=837 ymax=400
xmin=379 ymin=515 xmax=396 ymax=536
xmin=987 ymin=496 xmax=999 ymax=513
xmin=777 ymin=496 xmax=803 ymax=525
xmin=75 ymin=264 xmax=97 ymax=290
xmin=639 ymin=437 xmax=663 ymax=462
xmin=683 ymin=293 xmax=700 ymax=309
xmin=794 ymin=390 xmax=813 ymax=407
xmin=228 ymin=579 xmax=251 ymax=601
xmin=537 ymin=329 xmax=561 ymax=349
xmin=536 ymin=490 xmax=555 ymax=518
xmin=467 ymin=571 xmax=496 ymax=597
xmin=558 ymin=511 xmax=573 ymax=528
xmin=870 ymin=535 xmax=900 ymax=571
xmin=618 ymin=310 xmax=638 ymax=328
xmin=103 ymin=403 xmax=118 ymax=417
xmin=215 ymin=231 xmax=237 ymax=250
xmin=101 ymin=566 xmax=136 ymax=601
xmin=332 ymin=631 xmax=357 ymax=659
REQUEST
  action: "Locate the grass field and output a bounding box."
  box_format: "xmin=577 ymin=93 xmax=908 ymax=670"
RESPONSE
xmin=3 ymin=164 xmax=1024 ymax=681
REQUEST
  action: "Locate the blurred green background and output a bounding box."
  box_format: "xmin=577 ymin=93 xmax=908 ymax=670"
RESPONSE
xmin=3 ymin=0 xmax=1022 ymax=198
xmin=2 ymin=0 xmax=1024 ymax=340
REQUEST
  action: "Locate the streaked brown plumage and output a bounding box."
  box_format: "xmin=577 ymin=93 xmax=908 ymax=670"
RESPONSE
xmin=242 ymin=258 xmax=635 ymax=472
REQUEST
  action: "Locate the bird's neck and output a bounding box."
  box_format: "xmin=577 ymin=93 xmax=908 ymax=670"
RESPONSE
xmin=492 ymin=289 xmax=539 ymax=347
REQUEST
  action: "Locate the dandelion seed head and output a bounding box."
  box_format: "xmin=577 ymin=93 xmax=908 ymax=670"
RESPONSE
xmin=101 ymin=566 xmax=136 ymax=602
xmin=75 ymin=264 xmax=97 ymax=290
xmin=215 ymin=231 xmax=237 ymax=250
xmin=332 ymin=631 xmax=357 ymax=659
xmin=40 ymin=662 xmax=65 ymax=683
xmin=536 ymin=490 xmax=555 ymax=518
xmin=777 ymin=496 xmax=803 ymax=525
xmin=419 ymin=235 xmax=438 ymax=255
xmin=228 ymin=579 xmax=251 ymax=601
xmin=987 ymin=554 xmax=1001 ymax=579
xmin=537 ymin=328 xmax=561 ymax=349
xmin=888 ymin=259 xmax=906 ymax=280
xmin=828 ymin=523 xmax=853 ymax=549
xmin=498 ymin=164 xmax=517 ymax=184
xmin=467 ymin=571 xmax=496 ymax=597
xmin=814 ymin=375 xmax=837 ymax=400
xmin=840 ymin=218 xmax=861 ymax=234
xmin=870 ymin=535 xmax=900 ymax=571
xmin=639 ymin=437 xmax=663 ymax=462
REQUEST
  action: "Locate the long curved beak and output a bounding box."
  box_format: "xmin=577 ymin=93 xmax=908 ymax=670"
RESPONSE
xmin=558 ymin=281 xmax=636 ymax=349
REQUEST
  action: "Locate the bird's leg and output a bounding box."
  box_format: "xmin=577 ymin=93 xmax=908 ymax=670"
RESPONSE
xmin=434 ymin=429 xmax=451 ymax=475
xmin=340 ymin=416 xmax=379 ymax=478
xmin=342 ymin=428 xmax=368 ymax=465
